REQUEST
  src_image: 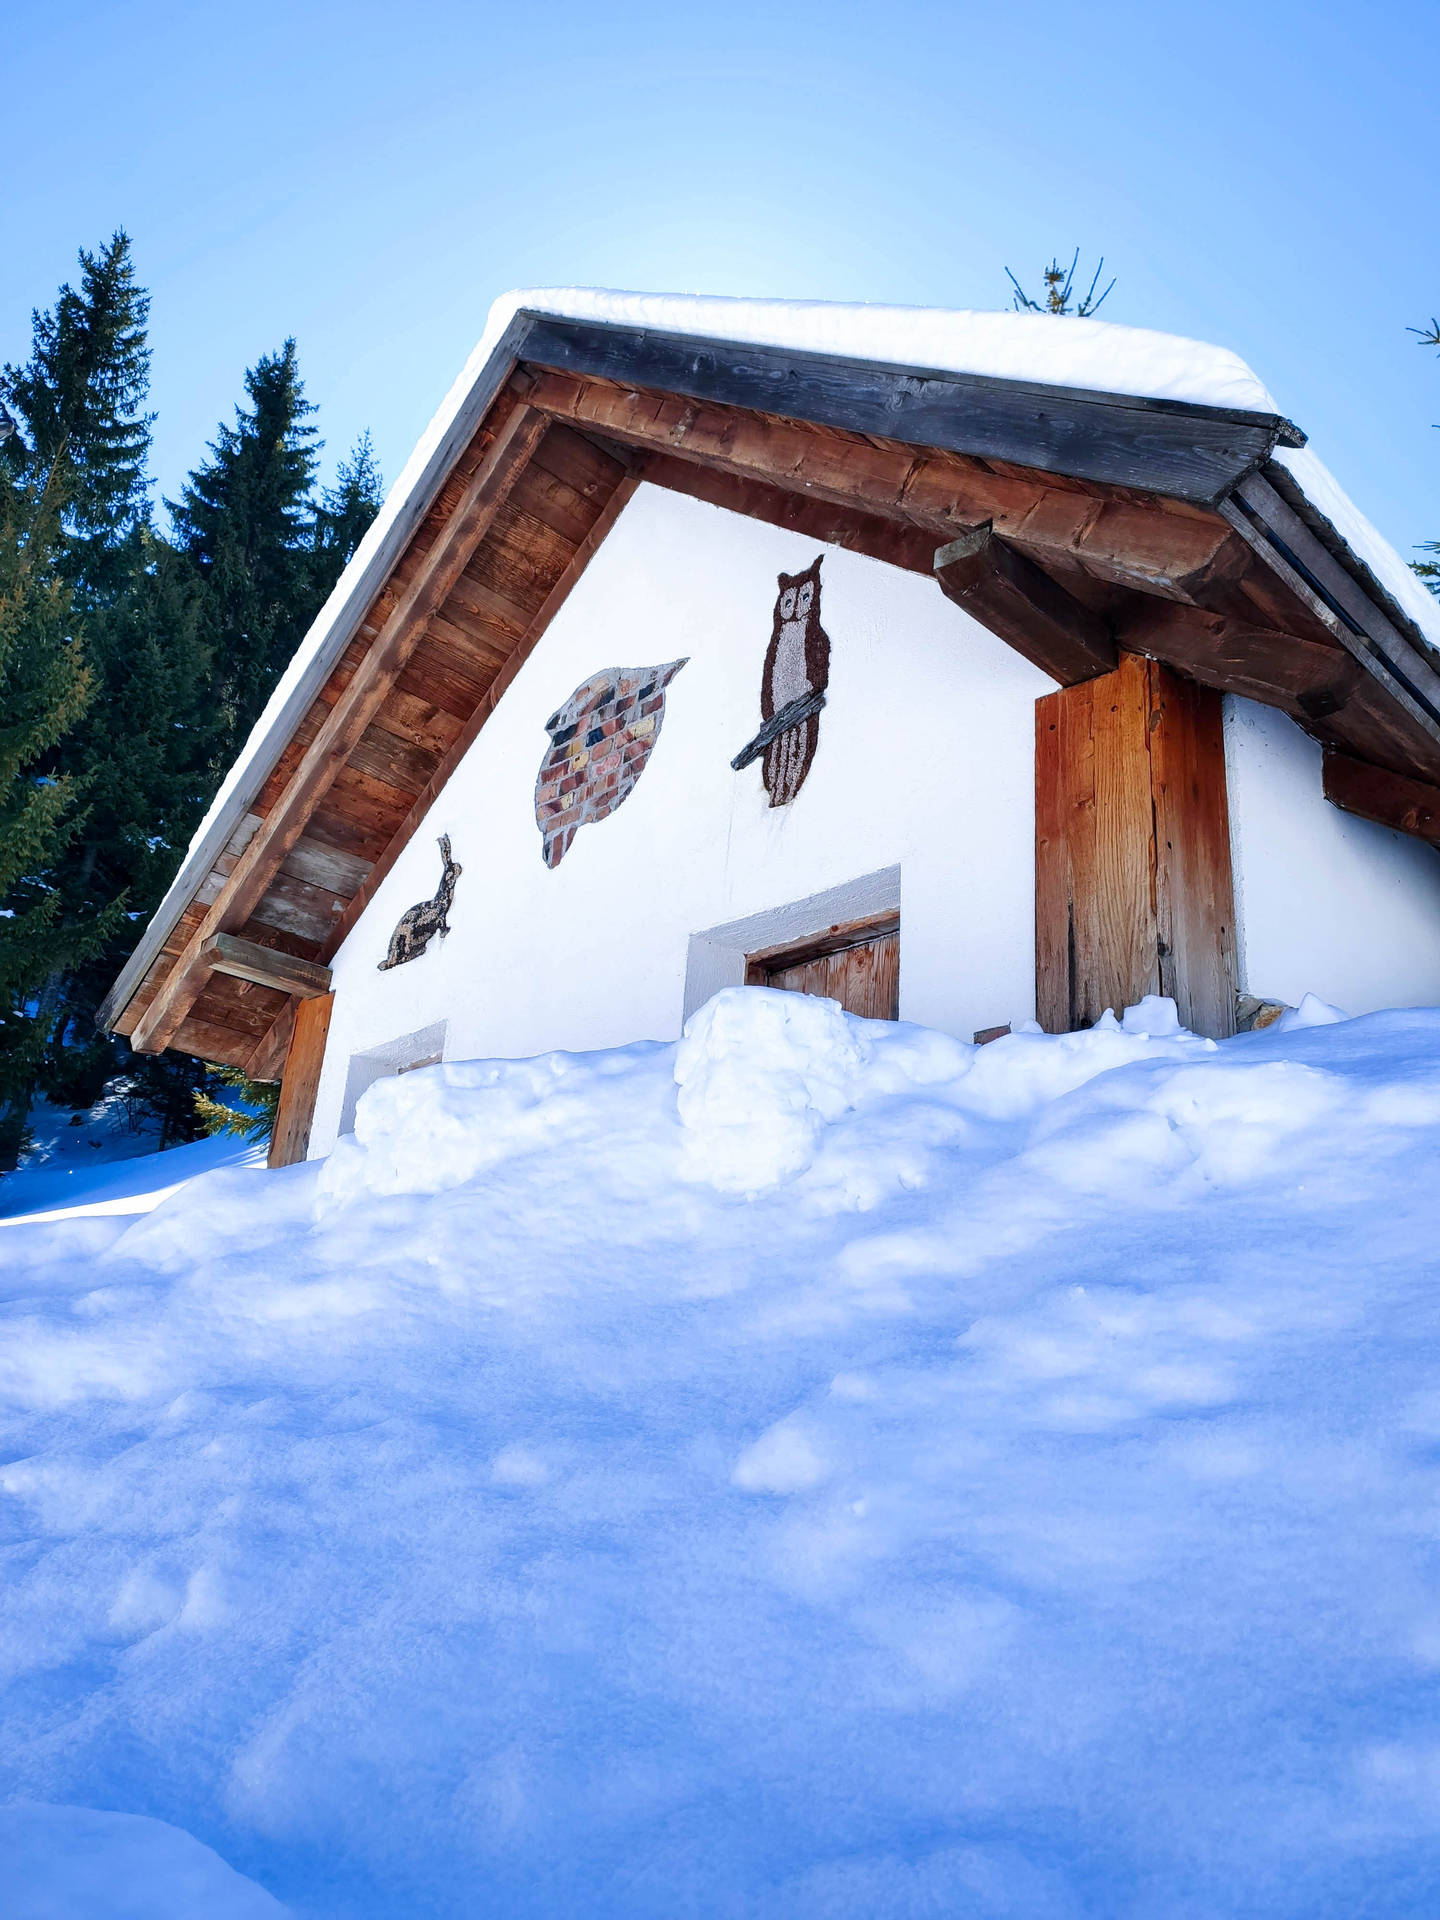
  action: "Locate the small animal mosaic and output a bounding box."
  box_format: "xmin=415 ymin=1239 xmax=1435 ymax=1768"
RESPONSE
xmin=377 ymin=834 xmax=461 ymax=969
xmin=732 ymin=556 xmax=830 ymax=807
xmin=534 ymin=660 xmax=687 ymax=868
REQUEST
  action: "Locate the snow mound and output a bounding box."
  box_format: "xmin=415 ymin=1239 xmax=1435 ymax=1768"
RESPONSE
xmin=10 ymin=992 xmax=1440 ymax=1916
xmin=0 ymin=1802 xmax=290 ymax=1918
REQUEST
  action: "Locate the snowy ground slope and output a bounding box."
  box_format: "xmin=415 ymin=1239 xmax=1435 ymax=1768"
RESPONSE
xmin=5 ymin=986 xmax=1440 ymax=1915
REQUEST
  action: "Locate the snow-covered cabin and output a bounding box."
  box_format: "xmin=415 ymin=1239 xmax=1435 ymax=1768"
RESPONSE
xmin=100 ymin=292 xmax=1440 ymax=1165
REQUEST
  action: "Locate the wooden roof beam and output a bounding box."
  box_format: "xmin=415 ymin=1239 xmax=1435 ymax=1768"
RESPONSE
xmin=934 ymin=525 xmax=1115 ymax=686
xmin=1323 ymin=750 xmax=1440 ymax=847
xmin=129 ymin=397 xmax=550 ymax=1056
xmin=203 ymin=932 xmax=333 ymax=999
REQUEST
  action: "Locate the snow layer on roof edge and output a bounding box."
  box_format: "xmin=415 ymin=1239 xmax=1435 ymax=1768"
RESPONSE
xmin=1272 ymin=446 xmax=1440 ymax=653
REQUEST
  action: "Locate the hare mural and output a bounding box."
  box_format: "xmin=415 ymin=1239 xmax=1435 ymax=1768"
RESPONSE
xmin=377 ymin=835 xmax=462 ymax=970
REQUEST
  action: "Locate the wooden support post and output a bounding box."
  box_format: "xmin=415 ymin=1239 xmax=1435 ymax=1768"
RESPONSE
xmin=1036 ymin=653 xmax=1237 ymax=1037
xmin=268 ymin=991 xmax=334 ymax=1169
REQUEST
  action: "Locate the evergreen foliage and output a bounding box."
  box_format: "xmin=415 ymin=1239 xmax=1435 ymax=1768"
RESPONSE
xmin=0 ymin=446 xmax=96 ymax=1162
xmin=194 ymin=1063 xmax=280 ymax=1144
xmin=168 ymin=340 xmax=322 ymax=770
xmin=0 ymin=235 xmax=381 ymax=1174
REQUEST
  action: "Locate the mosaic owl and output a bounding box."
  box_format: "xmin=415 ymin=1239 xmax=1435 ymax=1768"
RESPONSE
xmin=534 ymin=659 xmax=687 ymax=868
xmin=759 ymin=555 xmax=830 ymax=807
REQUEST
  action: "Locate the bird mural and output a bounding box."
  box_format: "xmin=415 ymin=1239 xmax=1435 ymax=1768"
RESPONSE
xmin=534 ymin=660 xmax=688 ymax=868
xmin=731 ymin=556 xmax=830 ymax=807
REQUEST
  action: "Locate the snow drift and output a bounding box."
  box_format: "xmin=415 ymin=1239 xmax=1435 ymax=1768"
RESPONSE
xmin=5 ymin=987 xmax=1440 ymax=1916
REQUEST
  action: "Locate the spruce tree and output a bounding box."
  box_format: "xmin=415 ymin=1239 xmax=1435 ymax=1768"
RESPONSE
xmin=1 ymin=234 xmax=213 ymax=1141
xmin=169 ymin=340 xmax=322 ymax=773
xmin=313 ymin=431 xmax=385 ymax=584
xmin=0 ymin=438 xmax=95 ymax=1164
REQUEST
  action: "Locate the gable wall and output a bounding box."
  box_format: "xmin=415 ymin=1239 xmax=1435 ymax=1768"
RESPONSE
xmin=307 ymin=483 xmax=1054 ymax=1152
xmin=1225 ymin=697 xmax=1440 ymax=1015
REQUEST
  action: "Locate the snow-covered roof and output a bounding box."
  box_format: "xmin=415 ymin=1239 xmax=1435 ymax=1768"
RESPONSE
xmin=107 ymin=290 xmax=1440 ymax=1034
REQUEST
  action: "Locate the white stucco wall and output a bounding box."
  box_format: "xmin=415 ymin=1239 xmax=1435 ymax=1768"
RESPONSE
xmin=308 ymin=482 xmax=1054 ymax=1151
xmin=1225 ymin=695 xmax=1440 ymax=1015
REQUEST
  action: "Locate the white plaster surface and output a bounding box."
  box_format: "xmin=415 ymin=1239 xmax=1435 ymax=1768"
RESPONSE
xmin=309 ymin=484 xmax=1053 ymax=1151
xmin=1225 ymin=695 xmax=1440 ymax=1015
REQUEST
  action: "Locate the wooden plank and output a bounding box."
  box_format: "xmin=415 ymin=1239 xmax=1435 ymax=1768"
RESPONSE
xmin=1036 ymin=653 xmax=1235 ymax=1036
xmin=639 ymin=452 xmax=939 ymax=573
xmin=1119 ymin=603 xmax=1362 ymax=720
xmin=129 ymin=403 xmax=550 ymax=1055
xmin=322 ymin=469 xmax=640 ymax=959
xmin=204 ymin=932 xmax=333 ymax=999
xmin=171 ymin=1014 xmax=265 ymax=1069
xmin=279 ymin=834 xmax=373 ymax=898
xmin=934 ymin=525 xmax=1116 ymax=685
xmin=517 ymin=315 xmax=1302 ymax=505
xmin=1148 ymin=666 xmax=1237 ymax=1040
xmin=268 ymin=991 xmax=334 ymax=1169
xmin=346 ymin=721 xmax=438 ymax=795
xmin=247 ymin=997 xmax=297 ymax=1083
xmin=1322 ymin=750 xmax=1440 ymax=847
xmin=1223 ymin=475 xmax=1440 ymax=750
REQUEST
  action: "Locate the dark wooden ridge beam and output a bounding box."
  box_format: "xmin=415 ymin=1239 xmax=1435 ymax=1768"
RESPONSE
xmin=203 ymin=932 xmax=332 ymax=999
xmin=517 ymin=313 xmax=1303 ymax=506
xmin=934 ymin=525 xmax=1115 ymax=686
xmin=1323 ymin=750 xmax=1440 ymax=847
xmin=129 ymin=398 xmax=551 ymax=1056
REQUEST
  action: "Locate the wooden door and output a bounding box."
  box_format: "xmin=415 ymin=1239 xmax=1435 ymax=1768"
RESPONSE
xmin=746 ymin=913 xmax=900 ymax=1020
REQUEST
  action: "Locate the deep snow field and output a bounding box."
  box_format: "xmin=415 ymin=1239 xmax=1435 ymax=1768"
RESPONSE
xmin=5 ymin=985 xmax=1440 ymax=1917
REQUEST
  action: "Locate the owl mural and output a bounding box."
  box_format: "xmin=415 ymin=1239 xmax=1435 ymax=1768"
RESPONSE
xmin=731 ymin=556 xmax=831 ymax=807
xmin=534 ymin=659 xmax=687 ymax=868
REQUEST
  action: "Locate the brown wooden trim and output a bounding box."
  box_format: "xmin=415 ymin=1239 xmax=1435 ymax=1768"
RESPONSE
xmin=131 ymin=400 xmax=550 ymax=1056
xmin=204 ymin=932 xmax=332 ymax=999
xmin=322 ymin=467 xmax=641 ymax=960
xmin=247 ymin=997 xmax=297 ymax=1083
xmin=523 ymin=367 xmax=1242 ymax=601
xmin=635 ymin=452 xmax=939 ymax=575
xmin=743 ymin=911 xmax=900 ymax=979
xmin=1036 ymin=653 xmax=1236 ymax=1037
xmin=934 ymin=525 xmax=1116 ymax=686
xmin=1323 ymin=749 xmax=1440 ymax=846
xmin=268 ymin=991 xmax=334 ymax=1168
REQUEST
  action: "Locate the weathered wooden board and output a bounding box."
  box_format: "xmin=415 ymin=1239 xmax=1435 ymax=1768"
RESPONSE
xmin=269 ymin=991 xmax=334 ymax=1169
xmin=204 ymin=932 xmax=333 ymax=999
xmin=746 ymin=913 xmax=902 ymax=1022
xmin=1036 ymin=653 xmax=1235 ymax=1036
xmin=517 ymin=315 xmax=1302 ymax=505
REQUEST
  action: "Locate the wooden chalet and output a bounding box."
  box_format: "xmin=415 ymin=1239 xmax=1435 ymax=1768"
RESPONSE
xmin=99 ymin=292 xmax=1440 ymax=1166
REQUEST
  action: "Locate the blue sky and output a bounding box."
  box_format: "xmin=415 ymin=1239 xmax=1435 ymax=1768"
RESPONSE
xmin=7 ymin=0 xmax=1437 ymax=563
